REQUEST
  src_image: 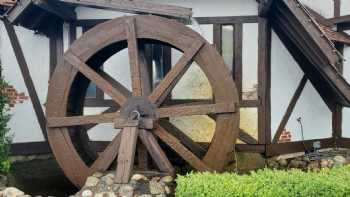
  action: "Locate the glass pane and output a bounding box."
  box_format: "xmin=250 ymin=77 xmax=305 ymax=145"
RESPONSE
xmin=86 ymin=83 xmax=97 ymax=98
xmin=188 ymin=24 xmax=213 ymax=44
xmin=170 ymin=115 xmax=215 ymax=143
xmin=242 ymin=23 xmax=259 ymax=100
xmin=240 ymin=107 xmax=258 ymax=141
xmin=171 ymin=49 xmax=213 ymax=100
xmin=222 ymin=25 xmax=234 ymax=71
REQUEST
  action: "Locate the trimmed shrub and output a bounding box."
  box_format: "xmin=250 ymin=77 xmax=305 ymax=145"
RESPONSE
xmin=0 ymin=70 xmax=11 ymax=173
xmin=176 ymin=166 xmax=350 ymax=197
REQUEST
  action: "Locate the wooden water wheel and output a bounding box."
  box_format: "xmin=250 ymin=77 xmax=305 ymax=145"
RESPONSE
xmin=46 ymin=15 xmax=239 ymax=187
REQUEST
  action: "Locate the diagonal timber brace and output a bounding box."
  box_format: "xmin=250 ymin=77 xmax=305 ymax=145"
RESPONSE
xmin=2 ymin=19 xmax=48 ymax=140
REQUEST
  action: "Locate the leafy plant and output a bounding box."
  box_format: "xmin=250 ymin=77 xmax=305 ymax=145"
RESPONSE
xmin=0 ymin=68 xmax=11 ymax=173
xmin=176 ymin=166 xmax=350 ymax=197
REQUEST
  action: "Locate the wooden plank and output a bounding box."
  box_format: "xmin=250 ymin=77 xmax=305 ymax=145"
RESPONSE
xmin=267 ymin=138 xmax=335 ymax=156
xmin=258 ymin=18 xmax=271 ymax=144
xmin=115 ymin=127 xmax=139 ymax=183
xmin=195 ymin=16 xmax=259 ymax=24
xmin=5 ymin=0 xmax=32 ymax=23
xmin=59 ymin=0 xmax=192 ymax=20
xmin=3 ymin=20 xmax=48 ymax=140
xmin=65 ymin=51 xmax=129 ymax=105
xmin=148 ymin=40 xmax=204 ymax=105
xmin=272 ymin=75 xmax=308 ymax=143
xmin=156 ymin=102 xmax=236 ymax=118
xmin=137 ymin=142 xmax=148 ymax=170
xmin=47 ymin=112 xmax=119 ymax=127
xmin=329 ymin=15 xmax=350 ymax=25
xmin=234 ymin=23 xmax=243 ymax=101
xmin=139 ymin=129 xmax=175 ymax=174
xmin=239 ymin=129 xmax=259 ymax=144
xmin=32 ymin=0 xmax=76 ymax=21
xmin=213 ymin=24 xmax=222 ymax=54
xmin=91 ymin=133 xmax=121 ymax=171
xmin=125 ymin=17 xmax=143 ymax=96
xmin=158 ymin=120 xmax=207 ymax=158
xmin=153 ymin=123 xmax=212 ymax=171
xmin=49 ymin=20 xmax=64 ymax=77
xmin=259 ymin=0 xmax=274 ymax=16
xmin=334 ymin=0 xmax=341 ymax=18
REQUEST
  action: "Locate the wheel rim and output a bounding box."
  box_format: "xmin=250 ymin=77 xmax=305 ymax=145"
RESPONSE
xmin=46 ymin=15 xmax=240 ymax=187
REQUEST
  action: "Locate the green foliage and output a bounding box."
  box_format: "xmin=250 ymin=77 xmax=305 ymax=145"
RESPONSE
xmin=0 ymin=70 xmax=11 ymax=173
xmin=176 ymin=166 xmax=350 ymax=197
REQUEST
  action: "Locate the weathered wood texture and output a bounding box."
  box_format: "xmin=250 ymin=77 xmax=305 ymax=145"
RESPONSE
xmin=59 ymin=0 xmax=192 ymax=19
xmin=46 ymin=15 xmax=239 ymax=187
xmin=271 ymin=0 xmax=350 ymax=107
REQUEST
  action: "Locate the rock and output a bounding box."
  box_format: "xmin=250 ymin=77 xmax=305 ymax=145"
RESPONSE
xmin=267 ymin=160 xmax=279 ymax=169
xmin=95 ymin=192 xmax=116 ymax=197
xmin=118 ymin=185 xmax=134 ymax=197
xmin=164 ymin=186 xmax=171 ymax=194
xmin=328 ymin=159 xmax=334 ymax=167
xmin=334 ymin=155 xmax=347 ymax=166
xmin=131 ymin=174 xmax=148 ymax=182
xmin=81 ymin=189 xmax=94 ymax=197
xmin=3 ymin=187 xmax=25 ymax=197
xmin=307 ymin=161 xmax=319 ymax=171
xmin=160 ymin=176 xmax=173 ymax=184
xmin=289 ymin=160 xmax=302 ymax=168
xmin=139 ymin=195 xmax=152 ymax=197
xmin=277 ymin=159 xmax=288 ymax=167
xmin=85 ymin=176 xmax=100 ymax=187
xmin=149 ymin=181 xmax=165 ymax=195
xmin=101 ymin=175 xmax=114 ymax=186
xmin=320 ymin=159 xmax=329 ymax=168
xmin=92 ymin=172 xmax=104 ymax=178
xmin=155 ymin=194 xmax=166 ymax=197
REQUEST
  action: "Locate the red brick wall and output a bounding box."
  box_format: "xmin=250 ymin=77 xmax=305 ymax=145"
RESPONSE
xmin=278 ymin=130 xmax=292 ymax=143
xmin=3 ymin=84 xmax=29 ymax=107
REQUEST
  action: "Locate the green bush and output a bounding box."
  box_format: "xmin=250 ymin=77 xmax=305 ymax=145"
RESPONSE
xmin=0 ymin=70 xmax=11 ymax=173
xmin=176 ymin=166 xmax=350 ymax=197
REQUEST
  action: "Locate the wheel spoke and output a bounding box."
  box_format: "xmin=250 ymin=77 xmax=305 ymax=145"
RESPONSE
xmin=139 ymin=129 xmax=175 ymax=174
xmin=65 ymin=51 xmax=128 ymax=105
xmin=91 ymin=133 xmax=122 ymax=171
xmin=83 ymin=106 xmax=119 ymax=130
xmin=125 ymin=17 xmax=143 ymax=96
xmin=115 ymin=126 xmax=139 ymax=183
xmin=148 ymin=40 xmax=204 ymax=106
xmin=153 ymin=123 xmax=212 ymax=171
xmin=156 ymin=102 xmax=236 ymax=118
xmin=158 ymin=120 xmax=206 ymax=158
xmin=47 ymin=112 xmax=120 ymax=128
xmin=98 ymin=70 xmax=132 ymax=98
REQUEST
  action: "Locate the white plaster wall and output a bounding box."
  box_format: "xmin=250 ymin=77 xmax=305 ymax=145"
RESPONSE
xmin=0 ymin=23 xmax=49 ymax=143
xmin=300 ymin=0 xmax=334 ymax=18
xmin=340 ymin=0 xmax=350 ymax=16
xmin=271 ymin=31 xmax=332 ymax=141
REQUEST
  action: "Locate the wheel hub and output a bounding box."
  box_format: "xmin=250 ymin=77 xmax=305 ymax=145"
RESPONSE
xmin=120 ymin=96 xmax=157 ymax=119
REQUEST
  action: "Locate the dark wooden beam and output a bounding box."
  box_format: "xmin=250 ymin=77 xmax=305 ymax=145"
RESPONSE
xmin=333 ymin=0 xmax=341 ymax=18
xmin=59 ymin=0 xmax=192 ymax=20
xmin=32 ymin=0 xmax=76 ymax=22
xmin=258 ymin=0 xmax=274 ymax=16
xmin=4 ymin=0 xmax=32 ymax=23
xmin=267 ymin=138 xmax=335 ymax=157
xmin=258 ymin=17 xmax=271 ymax=144
xmin=49 ymin=20 xmax=64 ymax=77
xmin=3 ymin=20 xmax=48 ymax=140
xmin=195 ymin=16 xmax=259 ymax=24
xmin=329 ymin=15 xmax=350 ymax=25
xmin=272 ymin=75 xmax=308 ymax=143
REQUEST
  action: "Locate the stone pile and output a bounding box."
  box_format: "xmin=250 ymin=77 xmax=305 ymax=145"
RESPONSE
xmin=267 ymin=148 xmax=350 ymax=170
xmin=75 ymin=172 xmax=175 ymax=197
